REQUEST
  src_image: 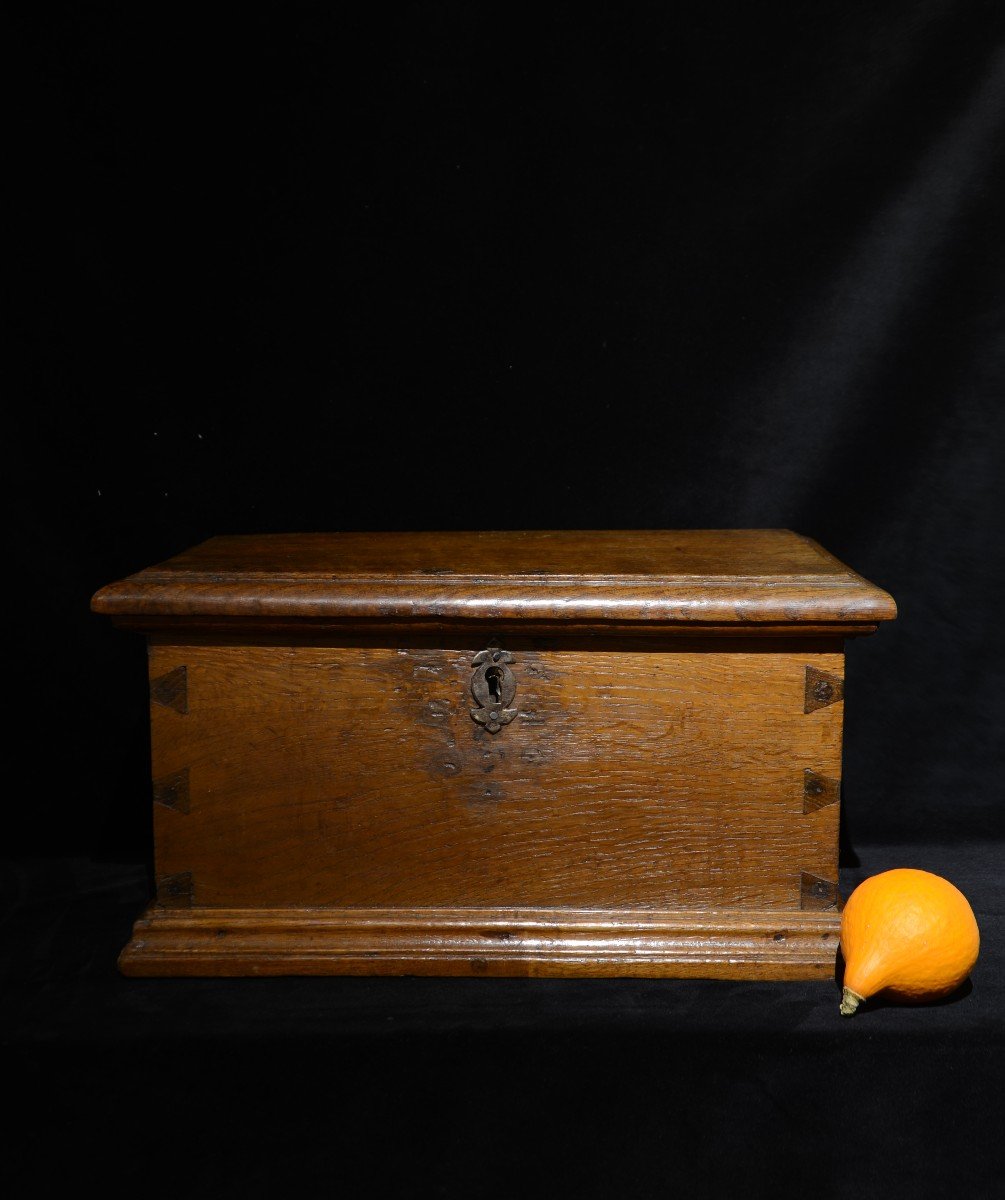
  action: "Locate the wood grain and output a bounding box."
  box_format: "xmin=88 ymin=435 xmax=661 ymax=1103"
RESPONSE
xmin=91 ymin=529 xmax=895 ymax=979
xmin=119 ymin=905 xmax=842 ymax=979
xmin=148 ymin=638 xmax=843 ymax=912
xmin=92 ymin=530 xmax=897 ymax=632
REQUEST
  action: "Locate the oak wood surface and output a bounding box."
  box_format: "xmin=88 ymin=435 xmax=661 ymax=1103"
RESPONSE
xmin=93 ymin=529 xmax=896 ymax=631
xmin=148 ymin=639 xmax=843 ymax=913
xmin=119 ymin=905 xmax=842 ymax=979
xmin=93 ymin=530 xmax=892 ymax=978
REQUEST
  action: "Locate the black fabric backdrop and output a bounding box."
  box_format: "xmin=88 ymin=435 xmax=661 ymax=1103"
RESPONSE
xmin=7 ymin=5 xmax=1004 ymax=1198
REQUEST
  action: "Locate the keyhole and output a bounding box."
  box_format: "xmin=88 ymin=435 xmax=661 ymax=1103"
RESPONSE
xmin=486 ymin=666 xmax=502 ymax=702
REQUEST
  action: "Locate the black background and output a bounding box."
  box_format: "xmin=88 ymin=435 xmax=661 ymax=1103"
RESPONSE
xmin=7 ymin=4 xmax=1004 ymax=1197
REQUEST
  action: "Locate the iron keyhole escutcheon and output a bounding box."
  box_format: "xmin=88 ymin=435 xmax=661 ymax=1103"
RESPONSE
xmin=470 ymin=645 xmax=517 ymax=734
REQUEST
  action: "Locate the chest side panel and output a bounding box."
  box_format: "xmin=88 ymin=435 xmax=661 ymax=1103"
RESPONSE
xmin=148 ymin=639 xmax=843 ymax=911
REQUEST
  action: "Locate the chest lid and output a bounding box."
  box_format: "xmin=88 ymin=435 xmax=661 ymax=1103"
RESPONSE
xmin=92 ymin=529 xmax=896 ymax=634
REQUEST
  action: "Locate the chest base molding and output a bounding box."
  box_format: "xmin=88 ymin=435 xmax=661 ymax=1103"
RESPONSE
xmin=119 ymin=905 xmax=842 ymax=980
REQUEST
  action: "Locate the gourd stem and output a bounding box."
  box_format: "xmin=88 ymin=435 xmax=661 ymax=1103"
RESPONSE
xmin=840 ymin=986 xmax=864 ymax=1016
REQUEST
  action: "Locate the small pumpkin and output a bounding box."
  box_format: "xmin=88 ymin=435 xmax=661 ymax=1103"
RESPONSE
xmin=839 ymin=868 xmax=979 ymax=1015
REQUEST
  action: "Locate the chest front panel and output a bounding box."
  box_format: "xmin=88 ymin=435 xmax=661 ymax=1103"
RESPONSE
xmin=149 ymin=638 xmax=843 ymax=912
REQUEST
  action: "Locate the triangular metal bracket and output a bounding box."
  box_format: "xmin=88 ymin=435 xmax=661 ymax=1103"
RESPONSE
xmin=153 ymin=767 xmax=190 ymax=814
xmin=804 ymin=666 xmax=843 ymax=713
xmin=150 ymin=665 xmax=188 ymax=714
xmin=156 ymin=871 xmax=194 ymax=908
xmin=804 ymin=768 xmax=840 ymax=814
xmin=800 ymin=871 xmax=840 ymax=910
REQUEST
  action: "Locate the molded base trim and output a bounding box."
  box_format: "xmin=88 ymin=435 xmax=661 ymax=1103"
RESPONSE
xmin=120 ymin=905 xmax=841 ymax=979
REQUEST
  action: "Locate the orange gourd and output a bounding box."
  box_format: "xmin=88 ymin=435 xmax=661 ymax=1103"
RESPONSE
xmin=839 ymin=868 xmax=980 ymax=1016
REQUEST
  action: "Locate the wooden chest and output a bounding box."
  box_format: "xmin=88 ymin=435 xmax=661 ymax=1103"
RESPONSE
xmin=93 ymin=530 xmax=895 ymax=979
